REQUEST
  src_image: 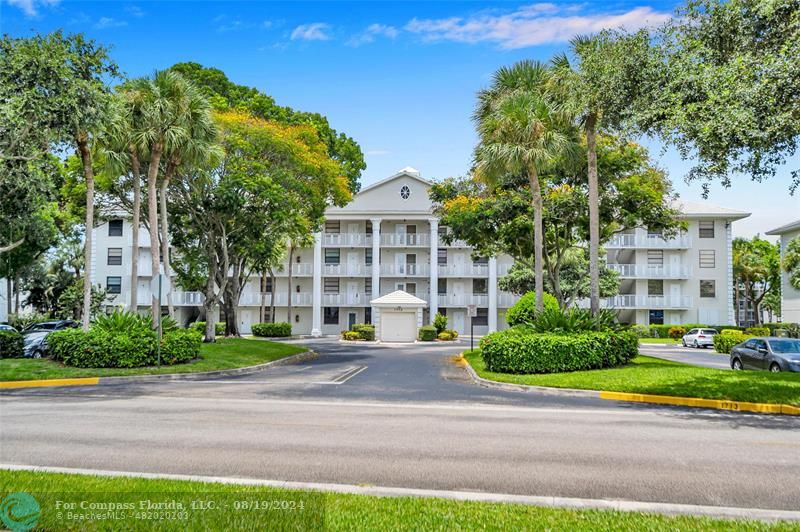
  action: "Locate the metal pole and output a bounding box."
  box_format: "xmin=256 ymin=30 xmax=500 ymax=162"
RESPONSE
xmin=470 ymin=317 xmax=474 ymax=353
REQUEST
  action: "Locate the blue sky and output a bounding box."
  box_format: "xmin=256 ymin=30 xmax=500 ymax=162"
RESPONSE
xmin=2 ymin=0 xmax=798 ymax=238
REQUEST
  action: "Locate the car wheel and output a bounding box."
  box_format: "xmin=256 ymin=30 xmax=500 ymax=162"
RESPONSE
xmin=769 ymin=363 xmax=781 ymax=373
xmin=731 ymin=358 xmax=743 ymax=370
xmin=32 ymin=349 xmax=43 ymax=359
xmin=693 ymin=340 xmax=699 ymax=348
xmin=681 ymin=339 xmax=687 ymax=347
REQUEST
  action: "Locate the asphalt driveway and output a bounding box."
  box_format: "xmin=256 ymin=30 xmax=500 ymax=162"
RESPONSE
xmin=638 ymin=343 xmax=732 ymax=370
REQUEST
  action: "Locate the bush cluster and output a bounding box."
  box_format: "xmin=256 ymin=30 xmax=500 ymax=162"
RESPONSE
xmin=437 ymin=330 xmax=459 ymax=341
xmin=0 ymin=330 xmax=24 ymax=358
xmin=7 ymin=311 xmax=50 ymax=331
xmin=480 ymin=328 xmax=638 ymax=374
xmin=251 ymin=322 xmax=292 ymax=337
xmin=505 ymin=292 xmax=560 ymax=327
xmin=191 ymin=321 xmax=225 ymax=335
xmin=352 ymin=324 xmax=375 ymax=341
xmin=744 ymin=327 xmax=770 ymax=336
xmin=713 ymin=331 xmax=752 ymax=354
xmin=433 ymin=313 xmax=448 ymax=334
xmin=636 ymin=323 xmax=743 ymax=338
xmin=418 ymin=325 xmax=437 ymax=341
xmin=341 ymin=330 xmax=360 ymax=341
xmin=668 ymin=326 xmax=686 ymax=339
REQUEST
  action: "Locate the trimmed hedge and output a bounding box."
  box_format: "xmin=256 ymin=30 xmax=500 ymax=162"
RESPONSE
xmin=745 ymin=327 xmax=770 ymax=336
xmin=352 ymin=324 xmax=375 ymax=341
xmin=438 ymin=330 xmax=458 ymax=341
xmin=713 ymin=332 xmax=752 ymax=354
xmin=48 ymin=328 xmax=201 ymax=368
xmin=668 ymin=326 xmax=686 ymax=339
xmin=480 ymin=328 xmax=638 ymax=374
xmin=639 ymin=324 xmax=743 ymax=338
xmin=0 ymin=330 xmax=24 ymax=358
xmin=191 ymin=321 xmax=225 ymax=335
xmin=251 ymin=322 xmax=292 ymax=338
xmin=341 ymin=331 xmax=360 ymax=341
xmin=505 ymin=292 xmax=560 ymax=327
xmin=418 ymin=325 xmax=437 ymax=341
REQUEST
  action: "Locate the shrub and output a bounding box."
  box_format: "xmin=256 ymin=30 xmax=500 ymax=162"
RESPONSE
xmin=745 ymin=327 xmax=770 ymax=336
xmin=774 ymin=328 xmax=789 ymax=337
xmin=433 ymin=313 xmax=448 ymax=334
xmin=525 ymin=307 xmax=619 ymax=333
xmin=191 ymin=321 xmax=225 ymax=335
xmin=418 ymin=325 xmax=437 ymax=341
xmin=8 ymin=311 xmax=50 ymax=331
xmin=787 ymin=323 xmax=800 ymax=338
xmin=437 ymin=331 xmax=455 ymax=341
xmin=631 ymin=325 xmax=651 ymax=338
xmin=160 ymin=330 xmax=201 ymax=364
xmin=668 ymin=326 xmax=686 ymax=340
xmin=713 ymin=332 xmax=751 ymax=354
xmin=0 ymin=330 xmax=24 ymax=358
xmin=505 ymin=292 xmax=560 ymax=327
xmin=480 ymin=328 xmax=638 ymax=374
xmin=251 ymin=322 xmax=292 ymax=337
xmin=721 ymin=329 xmax=742 ymax=336
xmin=446 ymin=329 xmax=459 ymax=339
xmin=341 ymin=331 xmax=360 ymax=341
xmin=352 ymin=324 xmax=375 ymax=341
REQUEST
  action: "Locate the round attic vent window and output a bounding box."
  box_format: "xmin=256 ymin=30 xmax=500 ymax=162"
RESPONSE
xmin=400 ymin=185 xmax=411 ymax=200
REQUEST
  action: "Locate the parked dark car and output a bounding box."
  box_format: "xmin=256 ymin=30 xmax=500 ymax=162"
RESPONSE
xmin=730 ymin=337 xmax=800 ymax=373
xmin=0 ymin=324 xmax=18 ymax=333
xmin=22 ymin=320 xmax=78 ymax=358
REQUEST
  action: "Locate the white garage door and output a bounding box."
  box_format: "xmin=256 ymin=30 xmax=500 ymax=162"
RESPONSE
xmin=380 ymin=312 xmax=417 ymax=342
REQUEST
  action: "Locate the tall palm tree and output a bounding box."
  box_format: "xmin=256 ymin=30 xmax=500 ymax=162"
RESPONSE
xmin=473 ymin=60 xmax=575 ymax=311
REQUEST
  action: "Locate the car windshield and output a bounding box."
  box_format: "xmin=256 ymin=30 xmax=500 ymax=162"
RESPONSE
xmin=768 ymin=340 xmax=800 ymax=354
xmin=702 ymin=329 xmax=717 ymax=335
xmin=30 ymin=323 xmax=56 ymax=330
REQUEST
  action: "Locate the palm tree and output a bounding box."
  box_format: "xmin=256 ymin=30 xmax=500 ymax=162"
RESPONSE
xmin=473 ymin=60 xmax=575 ymax=311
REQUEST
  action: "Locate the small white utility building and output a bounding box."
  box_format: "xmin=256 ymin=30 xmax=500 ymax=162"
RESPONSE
xmin=370 ymin=290 xmax=427 ymax=342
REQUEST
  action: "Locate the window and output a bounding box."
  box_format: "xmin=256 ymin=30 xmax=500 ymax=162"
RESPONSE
xmin=700 ymin=280 xmax=716 ymax=298
xmin=107 ymin=248 xmax=122 ymax=266
xmin=438 ymin=279 xmax=447 ymax=295
xmin=699 ymin=221 xmax=715 ymax=238
xmin=365 ymin=249 xmax=372 ymax=265
xmin=473 ymin=278 xmax=488 ymax=295
xmin=365 ymin=278 xmax=372 ymax=295
xmin=687 ymin=329 xmax=699 ymax=335
xmin=438 ymin=248 xmax=447 ymax=265
xmin=106 ymin=276 xmax=122 ymax=294
xmin=744 ymin=339 xmax=758 ymax=350
xmin=263 ymin=277 xmax=273 ymax=293
xmin=647 ymin=250 xmax=663 ymax=266
xmin=323 ymin=307 xmax=339 ymax=325
xmin=438 ymin=226 xmax=448 ymax=237
xmin=473 ymin=256 xmax=489 ymax=265
xmin=108 ymin=219 xmax=123 ymax=236
xmin=365 ymin=307 xmax=372 ymax=324
xmin=325 ymin=220 xmax=340 ymax=233
xmin=324 ymin=278 xmax=339 ymax=294
xmin=366 ymin=221 xmax=372 ymax=235
xmin=699 ymin=250 xmax=715 ymax=268
xmin=325 ymin=249 xmax=340 ymax=265
xmin=473 ymin=308 xmax=488 ymax=326
xmin=647 ymin=280 xmax=664 ymax=296
xmin=648 ymin=309 xmax=664 ymax=325
xmin=400 ymin=185 xmax=411 ymax=199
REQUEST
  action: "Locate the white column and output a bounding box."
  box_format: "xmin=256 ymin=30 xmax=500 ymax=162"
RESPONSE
xmin=429 ymin=218 xmax=439 ymax=321
xmin=726 ymin=222 xmax=735 ymax=325
xmin=371 ymin=218 xmax=381 ymax=300
xmin=311 ymin=231 xmax=322 ymax=337
xmin=488 ymin=256 xmax=498 ymax=332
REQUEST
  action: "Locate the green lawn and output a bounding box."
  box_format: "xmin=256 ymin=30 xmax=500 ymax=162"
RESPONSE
xmin=465 ymin=351 xmax=800 ymax=406
xmin=638 ymin=337 xmax=681 ymax=344
xmin=0 ymin=338 xmax=306 ymax=382
xmin=1 ymin=470 xmax=794 ymax=531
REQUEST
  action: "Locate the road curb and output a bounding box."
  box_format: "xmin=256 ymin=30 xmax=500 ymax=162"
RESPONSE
xmin=0 ymin=350 xmax=316 ymax=389
xmin=2 ymin=464 xmax=798 ymax=522
xmin=459 ymin=355 xmax=800 ymax=415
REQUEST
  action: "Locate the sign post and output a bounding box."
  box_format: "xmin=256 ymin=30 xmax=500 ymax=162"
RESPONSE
xmin=467 ymin=304 xmax=477 ymax=353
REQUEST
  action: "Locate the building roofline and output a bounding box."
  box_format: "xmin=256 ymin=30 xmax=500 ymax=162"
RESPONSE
xmin=765 ymin=219 xmax=800 ymax=235
xmin=357 ymin=168 xmax=432 ymax=195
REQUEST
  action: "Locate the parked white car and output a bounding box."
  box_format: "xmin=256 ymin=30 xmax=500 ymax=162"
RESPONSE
xmin=681 ymin=328 xmax=718 ymax=348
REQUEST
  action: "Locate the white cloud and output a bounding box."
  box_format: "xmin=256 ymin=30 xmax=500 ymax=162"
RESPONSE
xmin=405 ymin=4 xmax=671 ymax=49
xmin=7 ymin=0 xmax=59 ymax=17
xmin=347 ymin=23 xmax=400 ymax=46
xmin=124 ymin=5 xmax=144 ymax=18
xmin=95 ymin=16 xmax=127 ymax=29
xmin=290 ymin=22 xmax=331 ymax=41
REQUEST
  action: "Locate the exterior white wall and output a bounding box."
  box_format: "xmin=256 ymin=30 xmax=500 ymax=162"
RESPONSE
xmin=779 ymin=228 xmax=800 ymax=323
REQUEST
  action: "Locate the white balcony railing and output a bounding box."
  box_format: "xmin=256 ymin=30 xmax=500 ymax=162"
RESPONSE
xmin=380 ymin=263 xmax=430 ymax=276
xmin=323 ymin=263 xmax=368 ymax=276
xmin=497 ymin=292 xmax=521 ymax=308
xmin=605 ymin=233 xmax=692 ymax=249
xmin=607 ymin=264 xmax=692 ymax=279
xmin=437 ymin=294 xmax=489 ymax=307
xmin=322 ymin=293 xmax=368 ymax=306
xmin=136 ymin=291 xmax=313 ymax=307
xmin=380 ymin=233 xmax=430 ymax=247
xmin=323 ymin=233 xmax=372 ymax=247
xmin=584 ymin=295 xmax=693 ymax=309
xmin=438 ymin=264 xmax=489 ymax=277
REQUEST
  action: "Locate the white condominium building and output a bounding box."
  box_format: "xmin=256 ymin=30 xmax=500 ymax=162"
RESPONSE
xmin=766 ymin=219 xmax=800 ymax=324
xmin=90 ymin=167 xmax=749 ymax=338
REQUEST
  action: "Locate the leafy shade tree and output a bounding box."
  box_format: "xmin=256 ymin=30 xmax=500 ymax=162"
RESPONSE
xmin=733 ymin=236 xmax=781 ymax=325
xmin=168 ymin=62 xmax=366 ymax=193
xmin=0 ymin=31 xmax=118 ymax=330
xmin=431 ymin=135 xmax=680 ymax=308
xmin=783 ymin=237 xmax=800 ymax=291
xmin=636 ymin=0 xmax=800 ymax=192
xmin=473 ymin=60 xmax=577 ymax=311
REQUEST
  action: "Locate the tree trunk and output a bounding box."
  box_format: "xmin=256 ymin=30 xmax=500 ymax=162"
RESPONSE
xmin=586 ymin=115 xmax=601 ymax=316
xmin=528 ymin=167 xmax=544 ymax=312
xmin=203 ymin=301 xmax=217 ymax=343
xmin=129 ymin=149 xmax=142 ymax=312
xmin=286 ymin=245 xmax=294 ymax=324
xmin=77 ymin=135 xmax=94 ymax=330
xmin=147 ymin=144 xmax=163 ymax=328
xmin=158 ymin=177 xmax=174 ymax=318
xmin=13 ymin=277 xmax=19 ymax=313
xmin=259 ymin=272 xmax=267 ymax=324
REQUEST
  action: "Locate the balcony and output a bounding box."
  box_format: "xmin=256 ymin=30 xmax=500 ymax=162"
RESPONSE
xmin=607 ymin=264 xmax=691 ymax=279
xmin=497 ymin=292 xmax=521 ymax=308
xmin=322 ymin=293 xmax=369 ymax=306
xmin=438 ymin=264 xmax=489 ymax=277
xmin=439 ymin=237 xmax=469 ymax=248
xmin=605 ymin=233 xmax=692 ymax=249
xmin=437 ymin=294 xmax=489 ymax=307
xmin=591 ymin=295 xmax=693 ymax=309
xmin=323 ymin=263 xmax=368 ymax=276
xmin=276 ymin=263 xmax=313 ymax=276
xmin=380 ymin=233 xmax=430 ymax=247
xmin=323 ymin=233 xmax=372 ymax=247
xmin=380 ymin=263 xmax=430 ymax=277
xmin=136 ymin=291 xmax=313 ymax=307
